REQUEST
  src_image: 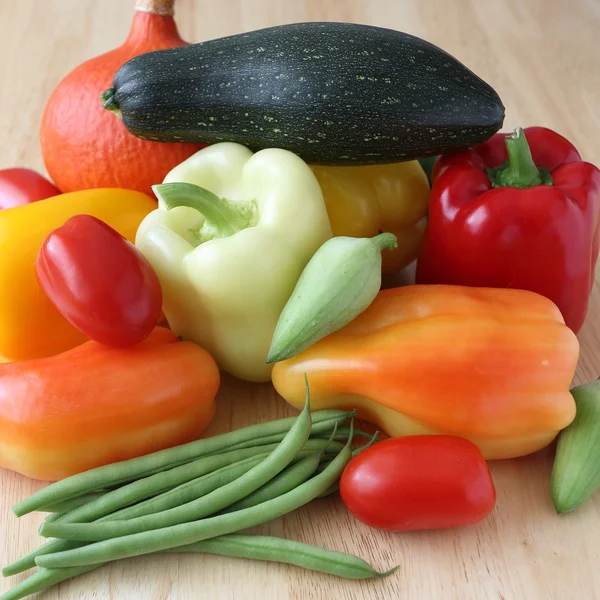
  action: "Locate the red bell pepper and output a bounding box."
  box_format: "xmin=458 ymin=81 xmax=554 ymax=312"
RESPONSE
xmin=416 ymin=126 xmax=600 ymax=332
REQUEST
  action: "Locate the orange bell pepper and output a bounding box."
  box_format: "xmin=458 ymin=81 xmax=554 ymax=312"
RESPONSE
xmin=272 ymin=285 xmax=579 ymax=459
xmin=0 ymin=188 xmax=156 ymax=362
xmin=0 ymin=328 xmax=219 ymax=480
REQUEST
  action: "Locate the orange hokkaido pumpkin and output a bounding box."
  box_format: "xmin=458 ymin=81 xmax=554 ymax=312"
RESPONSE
xmin=40 ymin=0 xmax=205 ymax=196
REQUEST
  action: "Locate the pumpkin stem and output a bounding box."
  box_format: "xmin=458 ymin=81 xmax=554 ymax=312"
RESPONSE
xmin=135 ymin=0 xmax=175 ymax=16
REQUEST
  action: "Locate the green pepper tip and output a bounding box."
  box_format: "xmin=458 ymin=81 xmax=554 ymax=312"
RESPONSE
xmin=378 ymin=564 xmax=400 ymax=578
xmin=265 ymin=347 xmax=285 ymax=364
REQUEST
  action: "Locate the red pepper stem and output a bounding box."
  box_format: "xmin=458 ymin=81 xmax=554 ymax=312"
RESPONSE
xmin=492 ymin=127 xmax=550 ymax=189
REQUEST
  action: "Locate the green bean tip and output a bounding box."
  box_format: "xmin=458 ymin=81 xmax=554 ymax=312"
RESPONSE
xmin=38 ymin=523 xmax=50 ymax=537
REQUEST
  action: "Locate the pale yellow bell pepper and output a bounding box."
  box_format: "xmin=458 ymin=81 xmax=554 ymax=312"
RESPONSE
xmin=136 ymin=143 xmax=332 ymax=382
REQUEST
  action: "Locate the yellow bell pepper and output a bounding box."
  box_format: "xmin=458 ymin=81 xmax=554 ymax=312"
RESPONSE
xmin=0 ymin=188 xmax=155 ymax=361
xmin=311 ymin=161 xmax=429 ymax=272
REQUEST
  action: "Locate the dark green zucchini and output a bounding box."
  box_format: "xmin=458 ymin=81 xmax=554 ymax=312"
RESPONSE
xmin=102 ymin=22 xmax=504 ymax=165
xmin=418 ymin=156 xmax=438 ymax=186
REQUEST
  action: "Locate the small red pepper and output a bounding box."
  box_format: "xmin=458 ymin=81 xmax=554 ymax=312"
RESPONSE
xmin=36 ymin=215 xmax=163 ymax=347
xmin=0 ymin=168 xmax=60 ymax=209
xmin=416 ymin=126 xmax=600 ymax=332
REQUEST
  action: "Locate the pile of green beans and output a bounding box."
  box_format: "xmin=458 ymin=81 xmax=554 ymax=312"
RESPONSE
xmin=2 ymin=389 xmax=395 ymax=600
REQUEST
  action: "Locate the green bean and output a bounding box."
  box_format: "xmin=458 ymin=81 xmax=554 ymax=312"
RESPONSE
xmin=0 ymin=566 xmax=97 ymax=600
xmin=1 ymin=541 xmax=82 ymax=578
xmin=41 ymin=393 xmax=315 ymax=540
xmin=50 ymin=444 xmax=283 ymax=524
xmin=223 ymin=452 xmax=322 ymax=513
xmin=222 ymin=424 xmax=338 ymax=514
xmin=107 ymin=440 xmax=334 ymax=523
xmin=317 ymin=431 xmax=379 ymax=498
xmin=51 ymin=440 xmax=340 ymax=527
xmin=43 ymin=513 xmax=63 ymax=524
xmin=314 ymin=427 xmax=373 ymax=441
xmin=38 ymin=492 xmax=107 ymax=514
xmin=355 ymin=431 xmax=379 ymax=453
xmin=36 ymin=427 xmax=354 ymax=564
xmin=106 ymin=454 xmax=268 ymax=521
xmin=4 ymin=444 xmax=304 ymax=576
xmin=2 ymin=530 xmax=396 ymax=600
xmin=3 ymin=442 xmax=341 ymax=577
xmin=224 ymin=417 xmax=356 ymax=452
xmin=13 ymin=408 xmax=352 ymax=517
xmin=317 ymin=484 xmax=340 ymax=498
xmin=167 ymin=534 xmax=398 ymax=580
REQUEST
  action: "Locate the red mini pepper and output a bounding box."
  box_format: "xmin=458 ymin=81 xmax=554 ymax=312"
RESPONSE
xmin=416 ymin=126 xmax=600 ymax=332
xmin=0 ymin=168 xmax=60 ymax=209
xmin=36 ymin=215 xmax=163 ymax=347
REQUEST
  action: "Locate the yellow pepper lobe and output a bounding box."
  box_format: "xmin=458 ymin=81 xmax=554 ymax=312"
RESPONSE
xmin=0 ymin=188 xmax=155 ymax=361
xmin=312 ymin=160 xmax=429 ymax=273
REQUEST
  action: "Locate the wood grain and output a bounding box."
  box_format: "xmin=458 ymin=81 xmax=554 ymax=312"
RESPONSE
xmin=1 ymin=0 xmax=600 ymax=598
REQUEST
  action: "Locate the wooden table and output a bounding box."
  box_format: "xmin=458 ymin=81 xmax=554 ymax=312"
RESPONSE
xmin=1 ymin=0 xmax=599 ymax=598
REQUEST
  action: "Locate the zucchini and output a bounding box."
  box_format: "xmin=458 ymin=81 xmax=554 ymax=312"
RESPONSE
xmin=102 ymin=22 xmax=504 ymax=165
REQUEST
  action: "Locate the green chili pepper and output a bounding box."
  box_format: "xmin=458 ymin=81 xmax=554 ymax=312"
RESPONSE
xmin=552 ymin=380 xmax=600 ymax=513
xmin=267 ymin=234 xmax=397 ymax=363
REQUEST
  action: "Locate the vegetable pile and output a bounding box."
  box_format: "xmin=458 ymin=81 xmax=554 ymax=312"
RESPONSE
xmin=2 ymin=1 xmax=600 ymax=598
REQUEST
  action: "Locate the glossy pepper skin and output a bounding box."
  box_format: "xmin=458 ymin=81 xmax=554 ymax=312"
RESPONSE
xmin=0 ymin=188 xmax=155 ymax=361
xmin=312 ymin=162 xmax=429 ymax=272
xmin=36 ymin=215 xmax=163 ymax=347
xmin=136 ymin=143 xmax=332 ymax=382
xmin=272 ymin=285 xmax=579 ymax=459
xmin=0 ymin=328 xmax=219 ymax=481
xmin=416 ymin=127 xmax=600 ymax=332
xmin=0 ymin=168 xmax=60 ymax=209
xmin=340 ymin=436 xmax=496 ymax=531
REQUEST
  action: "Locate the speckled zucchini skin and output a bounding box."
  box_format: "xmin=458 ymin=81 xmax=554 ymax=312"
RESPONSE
xmin=105 ymin=22 xmax=505 ymax=165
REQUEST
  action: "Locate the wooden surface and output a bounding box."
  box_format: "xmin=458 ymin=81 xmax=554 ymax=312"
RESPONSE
xmin=1 ymin=0 xmax=600 ymax=598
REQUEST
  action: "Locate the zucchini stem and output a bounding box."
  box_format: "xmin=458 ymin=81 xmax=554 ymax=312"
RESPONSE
xmin=100 ymin=88 xmax=122 ymax=119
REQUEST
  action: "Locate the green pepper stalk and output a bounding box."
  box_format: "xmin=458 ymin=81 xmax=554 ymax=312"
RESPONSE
xmin=153 ymin=182 xmax=256 ymax=242
xmin=488 ymin=127 xmax=553 ymax=189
